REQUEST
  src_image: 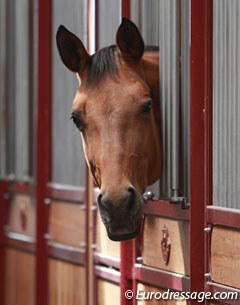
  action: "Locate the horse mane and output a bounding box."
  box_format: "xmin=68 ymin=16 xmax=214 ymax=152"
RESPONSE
xmin=87 ymin=45 xmax=118 ymax=86
xmin=86 ymin=45 xmax=159 ymax=86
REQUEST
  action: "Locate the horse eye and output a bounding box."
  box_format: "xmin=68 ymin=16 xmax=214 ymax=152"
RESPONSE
xmin=71 ymin=113 xmax=84 ymax=130
xmin=140 ymin=100 xmax=152 ymax=115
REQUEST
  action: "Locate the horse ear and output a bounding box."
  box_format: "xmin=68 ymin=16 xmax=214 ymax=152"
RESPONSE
xmin=56 ymin=25 xmax=89 ymax=73
xmin=116 ymin=18 xmax=144 ymax=62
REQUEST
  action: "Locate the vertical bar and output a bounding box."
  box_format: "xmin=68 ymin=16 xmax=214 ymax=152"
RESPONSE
xmin=95 ymin=0 xmax=99 ymax=51
xmin=159 ymin=0 xmax=181 ymax=198
xmin=86 ymin=168 xmax=93 ymax=305
xmin=28 ymin=0 xmax=34 ymax=178
xmin=122 ymin=0 xmax=130 ymax=18
xmin=0 ymin=181 xmax=8 ymax=305
xmin=36 ymin=0 xmax=52 ymax=305
xmin=190 ymin=0 xmax=213 ymax=302
xmin=88 ymin=1 xmax=97 ymax=304
xmin=88 ymin=0 xmax=96 ymax=54
xmin=181 ymin=0 xmax=191 ymax=201
xmin=171 ymin=0 xmax=180 ymax=197
xmin=6 ymin=0 xmax=16 ymax=176
xmin=121 ymin=241 xmax=134 ymax=305
xmin=0 ymin=0 xmax=7 ymax=178
xmin=119 ymin=2 xmax=133 ymax=303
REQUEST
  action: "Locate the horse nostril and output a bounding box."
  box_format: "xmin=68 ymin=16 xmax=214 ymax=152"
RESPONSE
xmin=128 ymin=187 xmax=135 ymax=194
xmin=98 ymin=193 xmax=112 ymax=210
xmin=122 ymin=187 xmax=138 ymax=212
xmin=97 ymin=193 xmax=103 ymax=206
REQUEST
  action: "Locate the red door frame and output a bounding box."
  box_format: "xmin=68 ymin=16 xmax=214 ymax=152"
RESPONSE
xmin=120 ymin=2 xmax=134 ymax=305
xmin=36 ymin=0 xmax=52 ymax=304
xmin=190 ymin=0 xmax=213 ymax=301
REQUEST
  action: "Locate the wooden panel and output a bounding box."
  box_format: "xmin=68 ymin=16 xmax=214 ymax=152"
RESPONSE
xmin=97 ymin=279 xmax=120 ymax=305
xmin=143 ymin=216 xmax=190 ymax=275
xmin=7 ymin=194 xmax=35 ymax=236
xmin=137 ymin=283 xmax=186 ymax=305
xmin=5 ymin=248 xmax=35 ymax=305
xmin=211 ymin=226 xmax=240 ymax=289
xmin=96 ymin=212 xmax=120 ymax=258
xmin=48 ymin=258 xmax=85 ymax=305
xmin=49 ymin=201 xmax=85 ymax=247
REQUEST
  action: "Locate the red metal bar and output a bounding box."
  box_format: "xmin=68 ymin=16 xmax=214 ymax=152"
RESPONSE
xmin=122 ymin=0 xmax=130 ymax=18
xmin=8 ymin=181 xmax=35 ymax=195
xmin=95 ymin=265 xmax=120 ymax=284
xmin=206 ymin=282 xmax=240 ymax=305
xmin=121 ymin=241 xmax=134 ymax=305
xmin=190 ymin=0 xmax=213 ymax=303
xmin=4 ymin=232 xmax=35 ymax=254
xmin=36 ymin=0 xmax=52 ymax=304
xmin=133 ymin=264 xmax=190 ymax=292
xmin=94 ymin=252 xmax=120 ymax=269
xmin=143 ymin=200 xmax=189 ymax=220
xmin=120 ymin=3 xmax=132 ymax=304
xmin=0 ymin=180 xmax=8 ymax=305
xmin=47 ymin=242 xmax=86 ymax=265
xmin=46 ymin=183 xmax=85 ymax=202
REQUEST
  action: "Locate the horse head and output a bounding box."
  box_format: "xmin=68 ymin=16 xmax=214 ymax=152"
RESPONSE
xmin=56 ymin=18 xmax=162 ymax=241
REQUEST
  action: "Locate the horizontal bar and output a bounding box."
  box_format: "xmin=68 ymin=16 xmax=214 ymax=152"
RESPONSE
xmin=4 ymin=231 xmax=36 ymax=253
xmin=47 ymin=183 xmax=85 ymax=203
xmin=94 ymin=252 xmax=120 ymax=269
xmin=47 ymin=241 xmax=86 ymax=265
xmin=206 ymin=282 xmax=240 ymax=305
xmin=8 ymin=181 xmax=35 ymax=195
xmin=95 ymin=265 xmax=120 ymax=284
xmin=132 ymin=264 xmax=190 ymax=292
xmin=143 ymin=200 xmax=189 ymax=221
xmin=207 ymin=206 xmax=240 ymax=229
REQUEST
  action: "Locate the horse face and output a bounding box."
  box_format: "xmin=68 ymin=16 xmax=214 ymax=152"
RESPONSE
xmin=56 ymin=18 xmax=161 ymax=241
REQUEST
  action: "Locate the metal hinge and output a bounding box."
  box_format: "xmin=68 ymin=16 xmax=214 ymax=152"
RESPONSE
xmin=143 ymin=191 xmax=189 ymax=210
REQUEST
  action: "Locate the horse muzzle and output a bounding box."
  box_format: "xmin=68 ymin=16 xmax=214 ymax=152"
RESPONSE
xmin=97 ymin=187 xmax=143 ymax=241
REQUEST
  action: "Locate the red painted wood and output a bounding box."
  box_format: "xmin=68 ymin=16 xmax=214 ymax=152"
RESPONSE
xmin=36 ymin=0 xmax=52 ymax=304
xmin=0 ymin=180 xmax=8 ymax=305
xmin=190 ymin=0 xmax=213 ymax=302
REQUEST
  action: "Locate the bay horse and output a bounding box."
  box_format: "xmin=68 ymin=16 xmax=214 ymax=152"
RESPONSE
xmin=56 ymin=18 xmax=162 ymax=241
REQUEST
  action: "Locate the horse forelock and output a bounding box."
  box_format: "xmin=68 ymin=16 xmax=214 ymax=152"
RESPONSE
xmin=85 ymin=45 xmax=158 ymax=87
xmin=86 ymin=45 xmax=119 ymax=86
